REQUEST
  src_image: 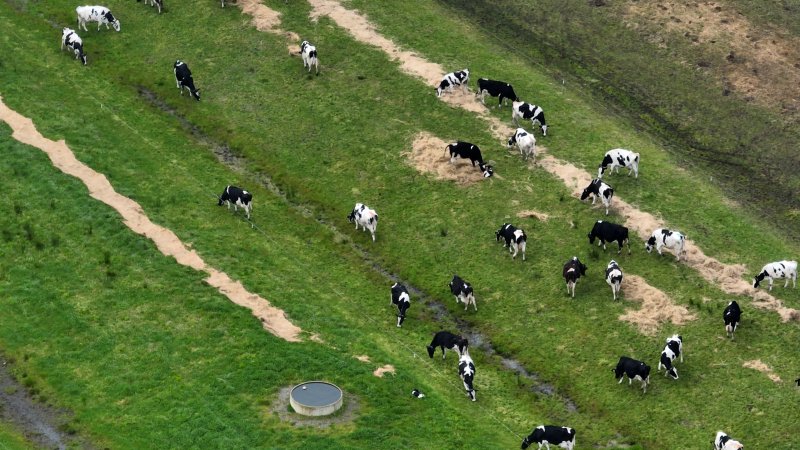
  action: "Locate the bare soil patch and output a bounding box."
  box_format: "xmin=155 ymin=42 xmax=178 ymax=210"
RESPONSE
xmin=619 ymin=275 xmax=697 ymax=335
xmin=269 ymin=386 xmax=359 ymax=428
xmin=373 ymin=365 xmax=396 ymax=377
xmin=742 ymin=359 xmax=782 ymax=383
xmin=353 ymin=355 xmax=371 ymax=363
xmin=405 ymin=132 xmax=491 ymax=186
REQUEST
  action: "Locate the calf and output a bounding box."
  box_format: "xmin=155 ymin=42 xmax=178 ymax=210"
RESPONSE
xmin=445 ymin=141 xmax=493 ymax=177
xmin=495 ymin=223 xmax=527 ymax=260
xmin=645 ymin=228 xmax=687 ymax=261
xmin=61 ymin=28 xmax=87 ymax=65
xmin=723 ymin=301 xmax=741 ymax=340
xmin=598 ymin=148 xmax=639 ymax=179
xmin=587 ymin=220 xmax=630 ymax=254
xmin=512 ymin=101 xmax=547 ymax=136
xmin=426 ymin=331 xmax=468 ymax=360
xmin=562 ymin=257 xmax=587 ymax=298
xmin=136 ymin=0 xmax=163 ymax=13
xmin=436 ymin=69 xmax=469 ymax=97
xmin=753 ymin=260 xmax=797 ymax=291
xmin=217 ymin=185 xmax=253 ymax=219
xmin=449 ymin=275 xmax=476 ymax=311
xmin=458 ymin=353 xmax=477 ymax=401
xmin=76 ymin=6 xmax=120 ymax=32
xmin=521 ymin=425 xmax=576 ymax=450
xmin=476 ymin=78 xmax=519 ymax=107
xmin=174 ymin=60 xmax=201 ymax=101
xmin=613 ymin=356 xmax=650 ymax=393
xmin=657 ymin=334 xmax=683 ymax=380
xmin=713 ymin=431 xmax=744 ymax=450
xmin=300 ymin=40 xmax=319 ymax=75
xmin=507 ymin=128 xmax=537 ymax=162
xmin=347 ymin=203 xmax=378 ymax=242
xmin=606 ymin=260 xmax=623 ymax=301
xmin=580 ymin=179 xmax=614 ymax=216
xmin=390 ymin=283 xmax=410 ymax=328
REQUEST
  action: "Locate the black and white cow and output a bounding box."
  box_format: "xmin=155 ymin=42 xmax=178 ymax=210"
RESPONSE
xmin=136 ymin=0 xmax=163 ymax=14
xmin=411 ymin=389 xmax=425 ymax=399
xmin=458 ymin=353 xmax=476 ymax=401
xmin=495 ymin=223 xmax=527 ymax=260
xmin=174 ymin=60 xmax=201 ymax=101
xmin=753 ymin=260 xmax=797 ymax=291
xmin=511 ymin=101 xmax=547 ymax=136
xmin=426 ymin=330 xmax=469 ymax=360
xmin=645 ymin=228 xmax=687 ymax=261
xmin=657 ymin=334 xmax=683 ymax=380
xmin=580 ymin=179 xmax=614 ymax=216
xmin=613 ymin=356 xmax=650 ymax=393
xmin=476 ymin=78 xmax=519 ymax=107
xmin=598 ymin=148 xmax=639 ymax=179
xmin=713 ymin=431 xmax=744 ymax=450
xmin=217 ymin=185 xmax=253 ymax=219
xmin=445 ymin=141 xmax=493 ymax=178
xmin=436 ymin=69 xmax=469 ymax=97
xmin=300 ymin=40 xmax=319 ymax=75
xmin=507 ymin=128 xmax=537 ymax=162
xmin=61 ymin=28 xmax=87 ymax=65
xmin=347 ymin=202 xmax=378 ymax=242
xmin=605 ymin=260 xmax=623 ymax=301
xmin=562 ymin=257 xmax=587 ymax=298
xmin=390 ymin=282 xmax=411 ymax=328
xmin=449 ymin=275 xmax=476 ymax=311
xmin=723 ymin=300 xmax=741 ymax=340
xmin=520 ymin=425 xmax=576 ymax=450
xmin=588 ymin=220 xmax=630 ymax=254
xmin=76 ymin=6 xmax=120 ymax=32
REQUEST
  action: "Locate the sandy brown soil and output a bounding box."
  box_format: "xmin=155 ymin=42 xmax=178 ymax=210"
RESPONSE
xmin=373 ymin=365 xmax=396 ymax=377
xmin=405 ymin=132 xmax=491 ymax=186
xmin=742 ymin=359 xmax=782 ymax=383
xmin=0 ymin=96 xmax=303 ymax=342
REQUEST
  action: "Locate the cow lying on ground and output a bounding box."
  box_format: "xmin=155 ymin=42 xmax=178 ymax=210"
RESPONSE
xmin=606 ymin=260 xmax=623 ymax=301
xmin=588 ymin=220 xmax=630 ymax=254
xmin=723 ymin=301 xmax=741 ymax=340
xmin=445 ymin=141 xmax=493 ymax=178
xmin=512 ymin=101 xmax=548 ymax=136
xmin=658 ymin=334 xmax=683 ymax=380
xmin=645 ymin=228 xmax=687 ymax=261
xmin=753 ymin=260 xmax=797 ymax=291
xmin=390 ymin=283 xmax=410 ymax=327
xmin=613 ymin=356 xmax=650 ymax=393
xmin=347 ymin=203 xmax=378 ymax=242
xmin=495 ymin=223 xmax=527 ymax=260
xmin=507 ymin=128 xmax=537 ymax=162
xmin=713 ymin=431 xmax=743 ymax=450
xmin=598 ymin=148 xmax=639 ymax=179
xmin=437 ymin=69 xmax=469 ymax=97
xmin=580 ymin=179 xmax=614 ymax=215
xmin=458 ymin=353 xmax=476 ymax=401
xmin=520 ymin=425 xmax=576 ymax=450
xmin=300 ymin=40 xmax=319 ymax=74
xmin=136 ymin=0 xmax=163 ymax=13
xmin=174 ymin=60 xmax=201 ymax=101
xmin=562 ymin=257 xmax=587 ymax=298
xmin=61 ymin=28 xmax=87 ymax=65
xmin=449 ymin=275 xmax=476 ymax=311
xmin=427 ymin=331 xmax=468 ymax=360
xmin=217 ymin=185 xmax=253 ymax=219
xmin=76 ymin=5 xmax=120 ymax=32
xmin=476 ymin=78 xmax=519 ymax=107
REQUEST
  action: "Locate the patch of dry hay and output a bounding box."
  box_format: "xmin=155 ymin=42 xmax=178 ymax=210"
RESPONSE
xmin=405 ymin=132 xmax=490 ymax=186
xmin=237 ymin=0 xmax=282 ymax=33
xmin=618 ymin=275 xmax=697 ymax=336
xmin=354 ymin=355 xmax=371 ymax=363
xmin=516 ymin=210 xmax=550 ymax=221
xmin=373 ymin=365 xmax=396 ymax=377
xmin=743 ymin=359 xmax=782 ymax=383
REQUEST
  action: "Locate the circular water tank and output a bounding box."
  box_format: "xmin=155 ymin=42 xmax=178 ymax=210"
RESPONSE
xmin=290 ymin=381 xmax=343 ymax=416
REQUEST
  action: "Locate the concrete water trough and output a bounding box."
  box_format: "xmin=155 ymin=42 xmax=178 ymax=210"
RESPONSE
xmin=289 ymin=381 xmax=343 ymax=416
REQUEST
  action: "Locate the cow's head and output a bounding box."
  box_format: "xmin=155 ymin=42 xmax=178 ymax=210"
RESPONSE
xmin=190 ymin=87 xmax=201 ymax=101
xmin=521 ymin=436 xmax=532 ymax=449
xmin=104 ymin=12 xmax=120 ymax=32
xmin=480 ymin=164 xmax=494 ymax=178
xmin=598 ymin=154 xmax=613 ymax=178
xmin=667 ymin=366 xmax=678 ymax=380
xmin=580 ymin=185 xmax=592 ymax=201
xmin=347 ymin=210 xmax=357 ymax=223
xmin=753 ymin=271 xmax=767 ymax=288
xmin=506 ymin=133 xmax=517 ymax=148
xmin=495 ymin=224 xmax=509 ymax=242
xmin=300 ymin=40 xmax=309 ymax=52
xmin=645 ymin=236 xmax=657 ymax=253
xmin=578 ymin=259 xmax=588 ymax=275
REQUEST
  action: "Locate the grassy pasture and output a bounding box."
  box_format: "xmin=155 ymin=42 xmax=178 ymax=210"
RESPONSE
xmin=1 ymin=0 xmax=799 ymax=448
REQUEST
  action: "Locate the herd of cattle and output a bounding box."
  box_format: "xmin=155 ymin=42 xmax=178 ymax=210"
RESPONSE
xmin=53 ymin=4 xmax=799 ymax=449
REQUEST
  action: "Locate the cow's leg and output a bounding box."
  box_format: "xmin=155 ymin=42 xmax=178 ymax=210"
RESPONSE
xmin=441 ymin=348 xmax=446 ymax=360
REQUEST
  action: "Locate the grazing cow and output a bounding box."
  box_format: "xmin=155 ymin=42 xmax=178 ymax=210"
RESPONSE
xmin=562 ymin=257 xmax=587 ymax=298
xmin=521 ymin=425 xmax=576 ymax=450
xmin=598 ymin=148 xmax=639 ymax=179
xmin=445 ymin=141 xmax=493 ymax=178
xmin=476 ymin=78 xmax=519 ymax=107
xmin=217 ymin=185 xmax=253 ymax=219
xmin=174 ymin=60 xmax=201 ymax=101
xmin=346 ymin=203 xmax=379 ymax=242
xmin=512 ymin=101 xmax=547 ymax=136
xmin=613 ymin=356 xmax=650 ymax=393
xmin=495 ymin=223 xmax=527 ymax=260
xmin=300 ymin=40 xmax=319 ymax=75
xmin=507 ymin=128 xmax=537 ymax=162
xmin=753 ymin=260 xmax=797 ymax=291
xmin=605 ymin=260 xmax=623 ymax=301
xmin=645 ymin=228 xmax=687 ymax=261
xmin=436 ymin=69 xmax=469 ymax=97
xmin=723 ymin=301 xmax=741 ymax=340
xmin=658 ymin=334 xmax=683 ymax=380
xmin=411 ymin=389 xmax=425 ymax=399
xmin=580 ymin=179 xmax=614 ymax=216
xmin=449 ymin=275 xmax=476 ymax=311
xmin=713 ymin=431 xmax=744 ymax=450
xmin=426 ymin=330 xmax=469 ymax=360
xmin=136 ymin=0 xmax=163 ymax=13
xmin=458 ymin=353 xmax=476 ymax=401
xmin=587 ymin=220 xmax=630 ymax=254
xmin=795 ymin=378 xmax=800 ymax=387
xmin=61 ymin=28 xmax=87 ymax=65
xmin=390 ymin=283 xmax=411 ymax=328
xmin=76 ymin=6 xmax=120 ymax=32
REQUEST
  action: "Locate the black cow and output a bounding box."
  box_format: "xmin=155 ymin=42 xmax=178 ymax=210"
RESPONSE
xmin=174 ymin=60 xmax=200 ymax=101
xmin=495 ymin=223 xmax=527 ymax=260
xmin=587 ymin=220 xmax=630 ymax=254
xmin=427 ymin=331 xmax=468 ymax=360
xmin=217 ymin=185 xmax=253 ymax=219
xmin=476 ymin=78 xmax=519 ymax=107
xmin=658 ymin=334 xmax=683 ymax=380
xmin=613 ymin=356 xmax=650 ymax=393
xmin=449 ymin=275 xmax=476 ymax=311
xmin=445 ymin=141 xmax=493 ymax=178
xmin=580 ymin=179 xmax=614 ymax=216
xmin=521 ymin=425 xmax=576 ymax=450
xmin=723 ymin=301 xmax=741 ymax=340
xmin=512 ymin=101 xmax=548 ymax=136
xmin=458 ymin=353 xmax=476 ymax=401
xmin=562 ymin=257 xmax=587 ymax=298
xmin=390 ymin=283 xmax=411 ymax=327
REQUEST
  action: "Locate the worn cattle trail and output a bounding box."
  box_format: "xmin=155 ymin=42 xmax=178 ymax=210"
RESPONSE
xmin=0 ymin=96 xmax=302 ymax=342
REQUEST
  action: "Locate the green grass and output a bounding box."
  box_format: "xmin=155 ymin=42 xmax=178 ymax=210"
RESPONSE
xmin=0 ymin=424 xmax=33 ymax=450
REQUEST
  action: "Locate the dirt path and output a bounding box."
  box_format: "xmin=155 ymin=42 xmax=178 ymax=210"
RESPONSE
xmin=0 ymin=96 xmax=303 ymax=342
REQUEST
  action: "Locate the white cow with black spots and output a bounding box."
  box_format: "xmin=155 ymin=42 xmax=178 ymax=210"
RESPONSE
xmin=436 ymin=69 xmax=469 ymax=97
xmin=61 ymin=28 xmax=87 ymax=65
xmin=300 ymin=40 xmax=319 ymax=75
xmin=606 ymin=260 xmax=623 ymax=300
xmin=753 ymin=260 xmax=797 ymax=291
xmin=598 ymin=148 xmax=639 ymax=179
xmin=645 ymin=228 xmax=687 ymax=261
xmin=76 ymin=5 xmax=120 ymax=32
xmin=347 ymin=203 xmax=378 ymax=242
xmin=507 ymin=128 xmax=537 ymax=162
